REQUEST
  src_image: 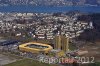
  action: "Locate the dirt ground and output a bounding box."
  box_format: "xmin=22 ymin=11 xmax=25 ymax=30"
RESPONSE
xmin=79 ymin=41 xmax=100 ymax=62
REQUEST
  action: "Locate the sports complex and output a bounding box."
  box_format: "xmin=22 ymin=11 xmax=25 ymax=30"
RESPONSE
xmin=19 ymin=42 xmax=53 ymax=53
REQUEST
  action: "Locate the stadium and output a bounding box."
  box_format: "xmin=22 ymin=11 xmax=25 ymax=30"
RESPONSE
xmin=19 ymin=42 xmax=53 ymax=54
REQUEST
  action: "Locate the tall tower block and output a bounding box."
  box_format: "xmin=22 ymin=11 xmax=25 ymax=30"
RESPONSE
xmin=61 ymin=35 xmax=69 ymax=52
xmin=54 ymin=35 xmax=61 ymax=50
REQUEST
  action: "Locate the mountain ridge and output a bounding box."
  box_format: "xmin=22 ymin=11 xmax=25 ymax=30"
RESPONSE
xmin=0 ymin=0 xmax=100 ymax=6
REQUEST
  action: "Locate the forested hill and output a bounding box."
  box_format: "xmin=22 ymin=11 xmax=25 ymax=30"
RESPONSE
xmin=77 ymin=13 xmax=100 ymax=42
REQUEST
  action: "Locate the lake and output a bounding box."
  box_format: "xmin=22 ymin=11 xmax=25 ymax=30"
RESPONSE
xmin=0 ymin=5 xmax=100 ymax=13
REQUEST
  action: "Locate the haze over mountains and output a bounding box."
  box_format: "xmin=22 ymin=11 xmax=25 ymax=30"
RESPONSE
xmin=0 ymin=0 xmax=100 ymax=6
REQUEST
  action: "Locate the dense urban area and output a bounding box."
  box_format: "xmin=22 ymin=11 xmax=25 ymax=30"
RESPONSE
xmin=0 ymin=12 xmax=93 ymax=40
xmin=0 ymin=11 xmax=100 ymax=66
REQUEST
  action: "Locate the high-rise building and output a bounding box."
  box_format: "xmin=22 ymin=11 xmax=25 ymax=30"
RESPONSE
xmin=54 ymin=35 xmax=61 ymax=50
xmin=54 ymin=34 xmax=69 ymax=52
xmin=61 ymin=35 xmax=69 ymax=52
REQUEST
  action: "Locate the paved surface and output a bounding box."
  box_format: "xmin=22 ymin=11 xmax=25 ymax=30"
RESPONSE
xmin=0 ymin=54 xmax=17 ymax=65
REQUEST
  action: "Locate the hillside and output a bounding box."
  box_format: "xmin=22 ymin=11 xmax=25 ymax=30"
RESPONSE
xmin=77 ymin=13 xmax=100 ymax=42
xmin=0 ymin=0 xmax=100 ymax=6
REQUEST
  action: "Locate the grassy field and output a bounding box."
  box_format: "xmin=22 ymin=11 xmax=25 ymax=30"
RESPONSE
xmin=4 ymin=59 xmax=59 ymax=66
xmin=69 ymin=43 xmax=77 ymax=51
